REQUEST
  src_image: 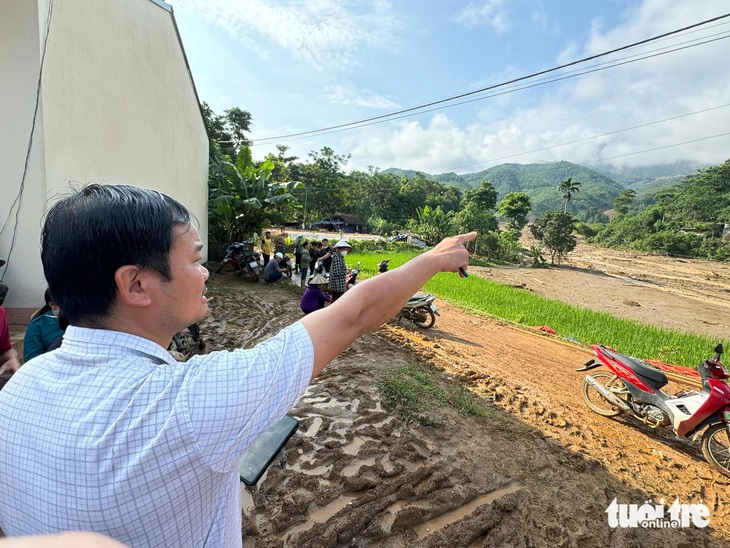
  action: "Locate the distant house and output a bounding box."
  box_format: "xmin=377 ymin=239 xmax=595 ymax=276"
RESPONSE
xmin=0 ymin=0 xmax=208 ymax=322
xmin=311 ymin=213 xmax=367 ymax=233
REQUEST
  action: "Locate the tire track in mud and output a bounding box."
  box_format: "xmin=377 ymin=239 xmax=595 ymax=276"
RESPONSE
xmin=381 ymin=304 xmax=730 ymax=541
xmin=202 ymin=272 xmax=727 ymax=547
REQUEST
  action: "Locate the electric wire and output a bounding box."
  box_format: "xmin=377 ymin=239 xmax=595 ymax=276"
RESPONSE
xmin=442 ymin=102 xmax=730 ymax=172
xmin=253 ymin=13 xmax=730 ymax=143
xmin=1 ymin=0 xmax=54 ymax=281
xmin=253 ymin=31 xmax=730 ymax=146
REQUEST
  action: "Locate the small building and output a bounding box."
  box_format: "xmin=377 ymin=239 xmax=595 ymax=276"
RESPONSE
xmin=311 ymin=213 xmax=367 ymax=233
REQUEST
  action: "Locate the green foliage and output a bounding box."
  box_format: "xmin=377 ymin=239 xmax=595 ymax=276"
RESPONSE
xmin=453 ymin=203 xmax=498 ymax=256
xmin=575 ymin=222 xmax=598 ymax=238
xmin=592 ymin=159 xmax=730 ymax=259
xmin=530 ymin=211 xmax=577 ymax=264
xmin=529 ymin=246 xmax=548 ymax=268
xmin=208 ymin=148 xmax=302 ymax=242
xmin=497 ymin=192 xmax=532 ymax=230
xmin=557 ymin=178 xmax=581 ymax=213
xmin=613 ymin=189 xmax=636 ymax=215
xmin=448 ymin=161 xmax=622 ymax=216
xmin=415 ymin=205 xmax=454 ymax=244
xmin=463 ymin=180 xmax=498 ymax=210
xmin=201 ymin=102 xmax=252 ymax=161
xmin=422 ymin=273 xmax=723 ymax=368
xmin=377 ymin=362 xmax=492 ymax=421
xmin=497 ymin=230 xmax=522 ymax=263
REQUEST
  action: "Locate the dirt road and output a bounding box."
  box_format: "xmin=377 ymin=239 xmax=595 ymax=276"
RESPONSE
xmin=203 ymin=245 xmax=730 ymax=546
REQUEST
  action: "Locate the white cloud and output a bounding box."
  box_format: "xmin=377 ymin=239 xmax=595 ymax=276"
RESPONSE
xmin=175 ymin=0 xmax=405 ymax=70
xmin=454 ymin=0 xmax=510 ymax=35
xmin=350 ymin=0 xmax=730 ymax=173
xmin=322 ymin=85 xmax=400 ymax=109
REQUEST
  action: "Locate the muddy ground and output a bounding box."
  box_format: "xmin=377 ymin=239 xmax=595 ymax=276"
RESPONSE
xmin=201 ymin=238 xmax=730 ymax=547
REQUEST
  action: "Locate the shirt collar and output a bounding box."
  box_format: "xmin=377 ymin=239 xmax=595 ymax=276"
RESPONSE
xmin=62 ymin=326 xmax=178 ymax=365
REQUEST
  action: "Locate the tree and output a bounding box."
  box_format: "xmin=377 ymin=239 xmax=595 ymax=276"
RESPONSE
xmin=208 ymin=147 xmax=301 ymax=242
xmin=557 ymin=178 xmax=581 ymax=212
xmin=498 ymin=192 xmax=532 ymax=230
xmin=530 ymin=211 xmax=577 ymax=265
xmin=201 ymin=102 xmax=253 ymax=161
xmin=414 ymin=205 xmax=454 ymax=244
xmin=453 ymin=202 xmax=498 ymax=255
xmin=613 ymin=189 xmax=637 ymax=215
xmin=297 ymin=147 xmax=351 ymax=223
xmin=463 ymin=180 xmax=498 ymax=211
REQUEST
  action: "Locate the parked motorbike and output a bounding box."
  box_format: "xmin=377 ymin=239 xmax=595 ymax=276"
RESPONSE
xmin=395 ymin=292 xmax=440 ymax=329
xmin=577 ymin=343 xmax=730 ymax=477
xmin=216 ymin=241 xmax=262 ymax=283
xmin=346 ymin=262 xmax=361 ymax=290
xmin=168 ymin=323 xmax=205 ymax=361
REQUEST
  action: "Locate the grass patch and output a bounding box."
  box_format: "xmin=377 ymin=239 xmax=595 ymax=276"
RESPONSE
xmin=349 ymin=250 xmax=726 ymax=367
xmin=376 ymin=361 xmax=493 ymax=424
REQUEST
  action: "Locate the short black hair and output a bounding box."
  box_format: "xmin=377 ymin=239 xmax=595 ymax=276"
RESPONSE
xmin=41 ymin=184 xmax=190 ymax=326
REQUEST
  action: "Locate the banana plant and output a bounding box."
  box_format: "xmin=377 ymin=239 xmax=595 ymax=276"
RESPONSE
xmin=209 ymin=147 xmax=302 ymax=242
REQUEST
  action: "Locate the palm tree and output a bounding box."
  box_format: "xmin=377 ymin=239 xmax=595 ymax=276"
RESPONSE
xmin=557 ymin=178 xmax=581 ymax=212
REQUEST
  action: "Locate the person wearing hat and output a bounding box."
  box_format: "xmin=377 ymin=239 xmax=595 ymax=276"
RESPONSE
xmin=329 ymin=240 xmax=352 ymax=302
xmin=300 ymin=274 xmax=331 ymax=314
xmin=264 ymin=252 xmax=289 ymax=283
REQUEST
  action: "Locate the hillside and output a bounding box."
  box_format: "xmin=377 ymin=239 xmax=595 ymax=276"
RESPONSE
xmin=385 ymin=161 xmax=624 ymax=216
xmin=383 ymin=160 xmax=713 ymax=218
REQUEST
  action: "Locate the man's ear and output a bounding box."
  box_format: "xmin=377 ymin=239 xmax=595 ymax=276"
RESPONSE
xmin=114 ymin=265 xmax=154 ymax=308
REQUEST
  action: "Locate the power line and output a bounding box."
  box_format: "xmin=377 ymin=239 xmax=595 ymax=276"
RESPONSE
xmin=581 ymin=132 xmax=730 ymax=165
xmin=1 ymin=0 xmax=54 ymax=281
xmin=253 ymin=13 xmax=730 ymax=143
xmin=255 ymin=32 xmax=730 ymax=147
xmin=443 ymin=102 xmax=730 ymax=172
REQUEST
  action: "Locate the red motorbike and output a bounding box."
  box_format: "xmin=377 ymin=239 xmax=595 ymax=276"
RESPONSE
xmin=216 ymin=241 xmax=262 ymax=283
xmin=577 ymin=344 xmax=730 ymax=477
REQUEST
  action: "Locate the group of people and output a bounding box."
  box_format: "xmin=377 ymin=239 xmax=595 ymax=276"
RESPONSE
xmin=260 ymin=233 xmax=354 ymax=297
xmin=0 ymin=183 xmax=474 ymax=547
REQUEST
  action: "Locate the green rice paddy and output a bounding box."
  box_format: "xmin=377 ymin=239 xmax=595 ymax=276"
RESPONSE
xmin=350 ymin=251 xmax=724 ymax=368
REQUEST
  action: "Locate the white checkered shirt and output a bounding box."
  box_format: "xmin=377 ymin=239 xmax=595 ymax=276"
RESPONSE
xmin=0 ymin=322 xmax=313 ymax=547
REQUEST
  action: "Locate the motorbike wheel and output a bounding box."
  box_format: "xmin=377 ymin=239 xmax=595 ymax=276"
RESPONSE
xmin=701 ymin=423 xmax=730 ymax=478
xmin=582 ymin=372 xmax=627 ymax=417
xmin=412 ymin=306 xmax=436 ymax=329
xmin=169 ymin=334 xmax=192 ymax=361
xmin=250 ymin=274 xmax=259 ymax=283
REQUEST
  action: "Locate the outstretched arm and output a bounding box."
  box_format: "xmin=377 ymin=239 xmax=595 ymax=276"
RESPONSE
xmin=300 ymin=232 xmax=476 ymax=379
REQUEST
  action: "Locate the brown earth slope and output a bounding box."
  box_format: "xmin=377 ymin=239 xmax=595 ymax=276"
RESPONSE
xmin=201 ymin=244 xmax=730 ymax=546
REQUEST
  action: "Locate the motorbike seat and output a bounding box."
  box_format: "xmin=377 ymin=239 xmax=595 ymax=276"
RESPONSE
xmin=601 ymin=346 xmax=668 ymax=384
xmin=407 ymin=292 xmax=432 ymax=306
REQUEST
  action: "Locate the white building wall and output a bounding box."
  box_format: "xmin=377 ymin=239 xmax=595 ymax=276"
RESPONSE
xmin=0 ymin=0 xmax=208 ymax=321
xmin=0 ymin=0 xmax=49 ymax=322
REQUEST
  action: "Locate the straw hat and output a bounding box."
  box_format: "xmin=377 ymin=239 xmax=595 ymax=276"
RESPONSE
xmin=333 ymin=239 xmax=352 ymax=249
xmin=308 ymin=273 xmax=329 ymax=286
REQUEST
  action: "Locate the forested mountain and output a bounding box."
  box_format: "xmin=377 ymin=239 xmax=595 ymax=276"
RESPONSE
xmin=593 ymin=159 xmax=730 ymax=260
xmin=386 ymin=161 xmax=624 ymax=217
xmin=592 ymin=161 xmax=706 ymax=191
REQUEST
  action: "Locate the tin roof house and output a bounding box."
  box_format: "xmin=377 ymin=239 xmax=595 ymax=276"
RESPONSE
xmin=0 ymin=0 xmax=208 ymax=324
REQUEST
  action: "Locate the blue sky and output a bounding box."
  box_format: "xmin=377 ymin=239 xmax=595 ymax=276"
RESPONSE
xmin=172 ymin=0 xmax=730 ymax=174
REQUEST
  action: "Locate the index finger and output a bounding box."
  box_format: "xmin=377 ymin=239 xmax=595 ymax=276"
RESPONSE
xmin=454 ymin=231 xmax=478 ymax=244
